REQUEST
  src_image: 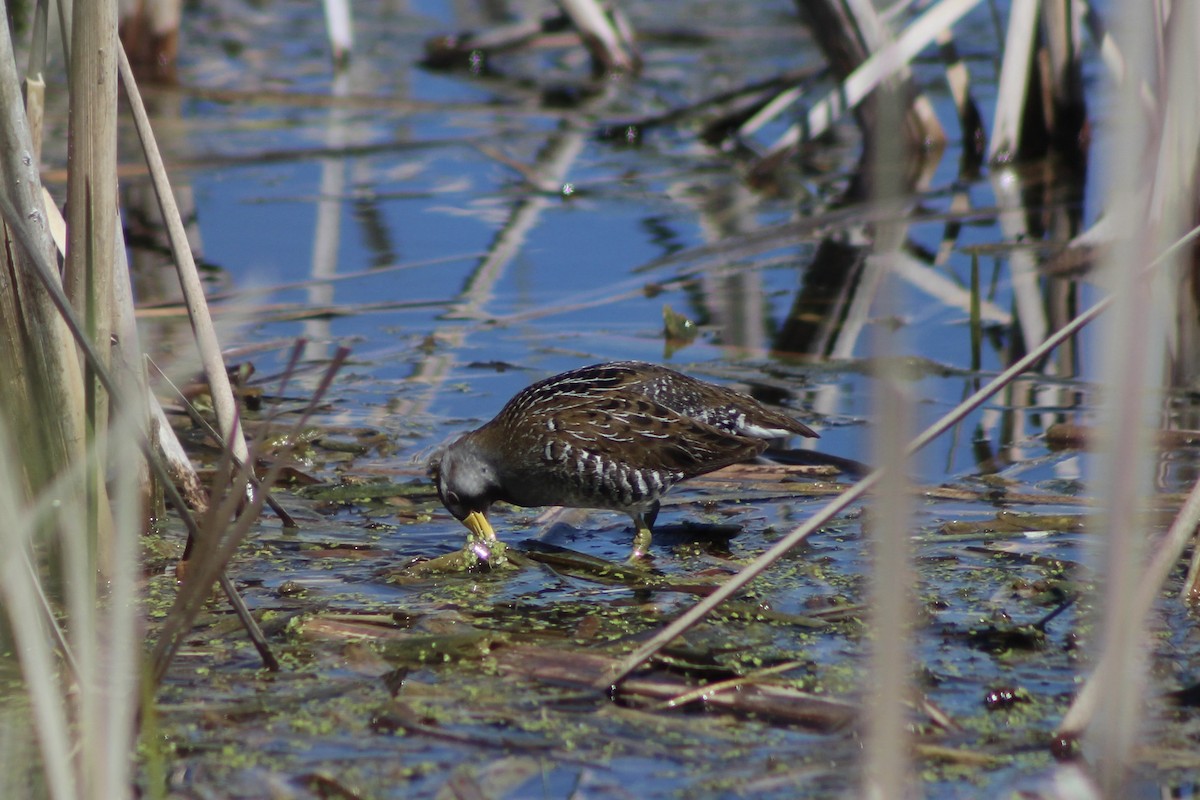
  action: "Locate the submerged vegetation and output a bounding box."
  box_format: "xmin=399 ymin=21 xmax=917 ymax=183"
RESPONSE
xmin=3 ymin=0 xmax=1200 ymax=797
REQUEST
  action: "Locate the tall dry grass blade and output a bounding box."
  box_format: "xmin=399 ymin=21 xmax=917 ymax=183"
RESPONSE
xmin=116 ymin=42 xmax=250 ymax=475
xmin=1062 ymin=414 xmax=1200 ymax=732
xmin=108 ymin=50 xmax=275 ymax=658
xmin=0 ymin=395 xmax=141 ymax=799
xmin=98 ymin=413 xmax=141 ymax=800
xmin=1059 ymin=8 xmax=1200 ymax=790
xmin=1080 ymin=209 xmax=1152 ymax=786
xmin=865 ymin=293 xmax=916 ymax=798
xmin=0 ymin=426 xmax=77 ymax=800
xmin=0 ymin=393 xmax=143 ymax=800
xmin=861 ymin=40 xmax=915 ymax=790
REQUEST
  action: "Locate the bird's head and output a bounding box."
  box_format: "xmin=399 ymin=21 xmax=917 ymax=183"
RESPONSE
xmin=427 ymin=436 xmax=502 ymax=539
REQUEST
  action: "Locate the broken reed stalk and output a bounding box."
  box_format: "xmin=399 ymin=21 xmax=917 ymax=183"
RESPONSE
xmin=988 ymin=0 xmax=1038 ymax=161
xmin=147 ymin=360 xmax=295 ymax=526
xmin=559 ymin=0 xmax=639 ymax=74
xmin=755 ymin=0 xmax=970 ymax=164
xmin=989 ymin=0 xmax=1087 ymax=162
xmin=149 ymin=346 xmax=350 ymax=685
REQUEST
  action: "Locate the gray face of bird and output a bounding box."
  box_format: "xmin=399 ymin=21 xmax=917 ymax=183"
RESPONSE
xmin=433 ymin=438 xmax=500 ymax=520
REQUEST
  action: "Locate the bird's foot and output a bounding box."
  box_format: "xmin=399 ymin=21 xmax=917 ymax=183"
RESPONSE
xmin=625 ymin=547 xmax=651 ymax=565
xmin=626 ymin=525 xmax=653 ymax=564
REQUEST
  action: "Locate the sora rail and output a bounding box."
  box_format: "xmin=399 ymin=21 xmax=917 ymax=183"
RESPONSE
xmin=428 ymin=361 xmax=817 ymax=562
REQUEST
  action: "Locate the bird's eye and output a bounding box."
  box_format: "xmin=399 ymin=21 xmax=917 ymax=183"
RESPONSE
xmin=442 ymin=490 xmax=468 ymax=519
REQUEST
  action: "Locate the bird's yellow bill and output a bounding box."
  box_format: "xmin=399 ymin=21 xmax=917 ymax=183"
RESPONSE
xmin=462 ymin=510 xmax=496 ymax=541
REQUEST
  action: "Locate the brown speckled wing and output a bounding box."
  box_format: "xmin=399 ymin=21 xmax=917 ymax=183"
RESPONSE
xmin=506 ymin=387 xmax=766 ymax=479
xmin=460 ymin=361 xmax=803 ymax=513
xmin=526 ymin=361 xmax=817 ymax=440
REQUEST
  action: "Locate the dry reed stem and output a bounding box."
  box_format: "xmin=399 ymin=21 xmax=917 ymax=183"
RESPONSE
xmin=116 ymin=43 xmax=250 ymax=473
xmin=0 ymin=6 xmax=89 ymax=515
xmin=64 ymin=0 xmax=122 ymax=585
xmin=862 ymin=56 xmax=915 ymax=792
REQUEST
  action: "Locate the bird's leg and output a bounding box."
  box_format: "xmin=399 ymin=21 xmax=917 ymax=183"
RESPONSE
xmin=462 ymin=510 xmax=507 ymax=566
xmin=628 ymin=511 xmax=653 ymax=562
xmin=644 ymin=501 xmax=660 ymax=530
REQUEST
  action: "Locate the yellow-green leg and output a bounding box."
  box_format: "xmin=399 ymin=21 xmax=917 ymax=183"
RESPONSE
xmin=628 ymin=513 xmax=653 ymax=562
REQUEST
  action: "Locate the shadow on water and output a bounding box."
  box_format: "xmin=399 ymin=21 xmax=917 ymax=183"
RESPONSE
xmin=96 ymin=0 xmax=1200 ymax=797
